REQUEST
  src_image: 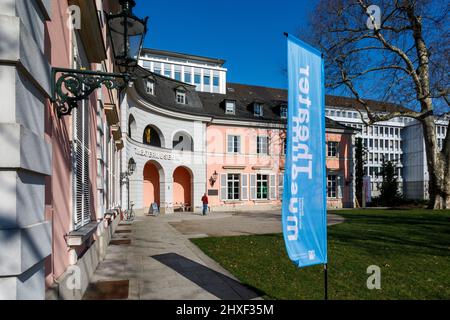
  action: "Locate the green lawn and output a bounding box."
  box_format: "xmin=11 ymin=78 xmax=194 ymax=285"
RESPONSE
xmin=191 ymin=209 xmax=450 ymax=300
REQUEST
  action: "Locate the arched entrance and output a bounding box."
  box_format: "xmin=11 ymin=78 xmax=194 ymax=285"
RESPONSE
xmin=143 ymin=161 xmax=162 ymax=208
xmin=173 ymin=167 xmax=192 ymax=212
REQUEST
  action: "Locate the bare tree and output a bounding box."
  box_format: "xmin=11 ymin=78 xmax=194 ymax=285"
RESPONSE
xmin=307 ymin=0 xmax=450 ymax=209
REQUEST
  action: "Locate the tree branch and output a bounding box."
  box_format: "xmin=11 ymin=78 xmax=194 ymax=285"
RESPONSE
xmin=336 ymin=59 xmax=422 ymax=124
xmin=357 ymin=0 xmax=424 ymax=102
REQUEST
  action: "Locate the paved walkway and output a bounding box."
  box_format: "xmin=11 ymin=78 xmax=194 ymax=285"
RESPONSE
xmin=84 ymin=211 xmax=344 ymax=300
xmin=170 ymin=211 xmax=344 ymax=237
xmin=84 ymin=213 xmax=262 ymax=300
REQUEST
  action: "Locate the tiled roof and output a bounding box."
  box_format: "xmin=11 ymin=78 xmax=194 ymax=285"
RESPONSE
xmin=132 ymin=67 xmax=391 ymax=132
xmin=325 ymin=94 xmax=408 ymax=113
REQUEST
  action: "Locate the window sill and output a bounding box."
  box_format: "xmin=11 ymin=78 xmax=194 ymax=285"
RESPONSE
xmin=66 ymin=222 xmax=100 ymax=247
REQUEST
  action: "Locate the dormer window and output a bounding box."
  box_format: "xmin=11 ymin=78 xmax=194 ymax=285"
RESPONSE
xmin=225 ymin=100 xmax=236 ymax=115
xmin=254 ymin=103 xmax=263 ymax=117
xmin=280 ymin=105 xmax=287 ymax=119
xmin=176 ymin=90 xmax=186 ymax=104
xmin=145 ymin=80 xmax=154 ymax=95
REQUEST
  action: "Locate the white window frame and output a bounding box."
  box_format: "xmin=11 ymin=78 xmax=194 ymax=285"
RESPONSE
xmin=327 ymin=141 xmax=339 ymax=157
xmin=257 ymin=136 xmax=269 ymax=155
xmin=327 ymin=175 xmax=337 ymax=199
xmin=72 ymin=100 xmax=92 ymax=230
xmin=225 ymin=100 xmax=236 ymax=115
xmin=71 ymin=31 xmax=91 ymax=231
xmin=226 ymin=174 xmax=241 ymax=201
xmin=176 ymin=91 xmax=186 ymax=104
xmin=280 ymin=106 xmax=287 ymax=119
xmin=256 ymin=174 xmax=269 ymax=200
xmin=145 ymin=80 xmax=154 ymax=95
xmin=227 ymin=135 xmax=241 ymax=154
xmin=254 ymin=103 xmax=263 ymax=117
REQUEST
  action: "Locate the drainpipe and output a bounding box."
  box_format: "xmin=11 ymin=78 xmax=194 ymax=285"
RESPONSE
xmin=205 ymin=117 xmax=214 ymax=212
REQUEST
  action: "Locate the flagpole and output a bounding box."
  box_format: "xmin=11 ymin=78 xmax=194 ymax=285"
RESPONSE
xmin=324 ymin=264 xmax=328 ymax=300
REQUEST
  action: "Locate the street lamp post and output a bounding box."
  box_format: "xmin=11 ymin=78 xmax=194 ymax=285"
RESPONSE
xmin=121 ymin=158 xmax=136 ymax=210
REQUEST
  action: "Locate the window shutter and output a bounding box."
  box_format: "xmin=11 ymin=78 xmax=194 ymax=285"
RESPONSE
xmin=337 ymin=176 xmax=343 ymax=199
xmin=250 ymin=174 xmax=257 ymax=200
xmin=278 ymin=174 xmax=284 ymax=199
xmin=236 ymin=136 xmax=241 ymax=153
xmin=220 ymin=174 xmax=227 ymax=201
xmin=73 ymin=107 xmax=83 ymax=228
xmin=269 ymin=174 xmax=276 ymax=200
xmin=82 ymin=103 xmax=91 ymax=225
xmin=73 ymin=100 xmax=91 ymax=230
xmin=241 ymin=174 xmax=248 ymax=200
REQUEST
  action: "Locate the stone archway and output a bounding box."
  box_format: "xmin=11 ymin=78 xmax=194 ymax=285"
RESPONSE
xmin=143 ymin=161 xmax=163 ymax=208
xmin=173 ymin=166 xmax=193 ymax=212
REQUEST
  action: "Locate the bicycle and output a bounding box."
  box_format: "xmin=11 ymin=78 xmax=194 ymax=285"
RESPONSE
xmin=123 ymin=202 xmax=135 ymax=221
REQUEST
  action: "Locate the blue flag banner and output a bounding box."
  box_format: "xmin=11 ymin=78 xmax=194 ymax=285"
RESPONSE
xmin=282 ymin=34 xmax=327 ymax=268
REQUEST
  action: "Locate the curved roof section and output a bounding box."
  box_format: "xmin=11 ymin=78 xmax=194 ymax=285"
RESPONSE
xmin=133 ymin=67 xmax=205 ymax=115
xmin=131 ymin=67 xmax=361 ymax=131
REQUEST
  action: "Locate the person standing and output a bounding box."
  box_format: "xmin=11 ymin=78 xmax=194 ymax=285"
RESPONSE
xmin=201 ymin=193 xmax=209 ymax=216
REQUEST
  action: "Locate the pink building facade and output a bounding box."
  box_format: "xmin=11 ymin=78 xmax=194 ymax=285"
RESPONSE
xmin=206 ymin=124 xmax=356 ymax=211
xmin=0 ymin=0 xmax=125 ymax=300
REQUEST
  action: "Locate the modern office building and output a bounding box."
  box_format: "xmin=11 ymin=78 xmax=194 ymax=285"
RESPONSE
xmin=325 ymin=97 xmax=410 ymax=197
xmin=139 ymin=48 xmax=227 ymax=94
xmin=325 ymin=97 xmax=448 ymax=199
xmin=402 ymin=117 xmax=448 ymax=199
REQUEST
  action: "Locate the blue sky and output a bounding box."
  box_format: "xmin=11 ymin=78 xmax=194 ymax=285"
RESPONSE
xmin=135 ymin=0 xmax=318 ymax=90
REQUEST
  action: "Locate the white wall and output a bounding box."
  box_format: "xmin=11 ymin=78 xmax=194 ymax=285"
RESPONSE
xmin=123 ymin=98 xmax=207 ymax=213
xmin=0 ymin=0 xmax=52 ymax=300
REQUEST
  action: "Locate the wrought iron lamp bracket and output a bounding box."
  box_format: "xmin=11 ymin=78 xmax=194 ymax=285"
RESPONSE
xmin=51 ymin=68 xmax=132 ymax=118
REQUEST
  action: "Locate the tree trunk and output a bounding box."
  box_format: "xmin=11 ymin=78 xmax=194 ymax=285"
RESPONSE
xmin=422 ymin=116 xmax=450 ymax=209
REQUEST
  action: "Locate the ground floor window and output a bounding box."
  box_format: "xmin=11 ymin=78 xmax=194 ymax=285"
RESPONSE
xmin=327 ymin=175 xmax=337 ymax=198
xmin=257 ymin=174 xmax=269 ymax=200
xmin=227 ymin=174 xmax=240 ymax=200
